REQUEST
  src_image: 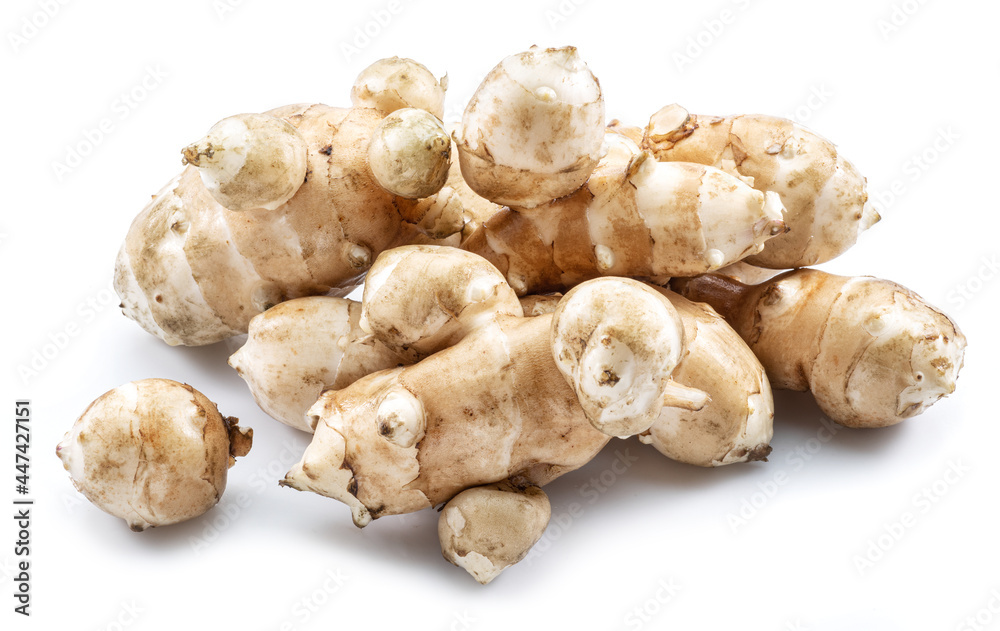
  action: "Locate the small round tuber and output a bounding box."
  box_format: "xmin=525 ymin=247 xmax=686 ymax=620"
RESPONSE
xmin=181 ymin=113 xmax=308 ymax=212
xmin=350 ymin=56 xmax=447 ymax=118
xmin=56 ymin=378 xmax=252 ymax=531
xmin=439 ymin=481 xmax=551 ymax=585
xmin=368 ymin=108 xmax=451 ymax=199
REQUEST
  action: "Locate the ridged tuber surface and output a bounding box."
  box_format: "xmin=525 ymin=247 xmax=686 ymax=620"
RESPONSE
xmin=280 ymin=252 xmax=698 ymax=530
xmin=116 ymin=104 xmax=422 ymax=346
xmin=228 ymin=296 xmax=405 ymax=432
xmin=282 ymin=314 xmax=613 ymax=527
xmin=115 ymin=55 xmax=485 ymax=347
xmin=517 ymin=289 xmax=774 ymax=466
xmin=56 ymin=379 xmax=252 ymax=531
xmin=456 ymin=46 xmax=605 ymax=208
xmin=644 ymin=104 xmax=879 ymax=268
xmin=230 ymin=246 xmax=523 ymax=431
xmin=639 ymin=289 xmax=774 ymax=466
xmin=439 ymin=481 xmax=551 ymax=584
xmin=462 ymin=131 xmax=786 ymax=295
xmin=673 ymin=269 xmax=966 ymax=427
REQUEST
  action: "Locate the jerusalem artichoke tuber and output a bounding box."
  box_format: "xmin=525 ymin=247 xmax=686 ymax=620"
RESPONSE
xmin=56 ymin=379 xmax=252 ymax=531
xmin=672 ymin=269 xmax=966 ymax=427
xmin=644 ymin=104 xmax=880 ymax=268
xmin=456 ymin=46 xmax=605 ymax=209
xmin=461 ymin=131 xmax=786 ymax=295
xmin=280 ymin=255 xmax=702 ymax=531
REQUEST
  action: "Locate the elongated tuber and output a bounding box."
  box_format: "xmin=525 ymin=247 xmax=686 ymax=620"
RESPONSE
xmin=462 ymin=131 xmax=786 ymax=295
xmin=56 ymin=379 xmax=252 ymax=531
xmin=281 ymin=252 xmax=701 ymax=528
xmin=228 ymin=296 xmax=405 ymax=432
xmin=672 ymin=269 xmax=966 ymax=427
xmin=644 ymin=104 xmax=879 ymax=268
xmin=116 ymin=59 xmax=486 ymax=347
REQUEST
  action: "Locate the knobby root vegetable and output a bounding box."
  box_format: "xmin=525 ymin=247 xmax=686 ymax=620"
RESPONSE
xmin=551 ymin=278 xmax=708 ymax=437
xmin=181 ymin=113 xmax=308 ymax=212
xmin=644 ymin=104 xmax=880 ymax=268
xmin=280 ymin=250 xmax=701 ymax=534
xmin=359 ymin=245 xmax=524 ymax=357
xmin=228 ymin=296 xmax=406 ymax=432
xmin=367 ymin=108 xmax=451 ymax=199
xmin=230 ymin=246 xmax=523 ymax=431
xmin=400 ymin=124 xmax=502 ymax=241
xmin=56 ymin=379 xmax=252 ymax=531
xmin=672 ymin=269 xmax=966 ymax=427
xmin=115 ymin=56 xmax=488 ymax=347
xmin=116 ymin=105 xmax=396 ymax=346
xmin=456 ymin=46 xmax=605 ymax=208
xmin=233 ymin=246 xmax=773 ymax=470
xmin=350 ymin=56 xmax=447 ymax=119
xmin=462 ymin=131 xmax=786 ymax=295
xmin=639 ymin=289 xmax=774 ymax=466
xmin=439 ymin=481 xmax=551 ymax=585
xmin=525 ymin=289 xmax=774 ymax=466
xmin=281 ymin=313 xmax=610 ymax=528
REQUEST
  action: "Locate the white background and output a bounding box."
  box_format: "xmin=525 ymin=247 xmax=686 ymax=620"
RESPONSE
xmin=2 ymin=0 xmax=998 ymax=629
